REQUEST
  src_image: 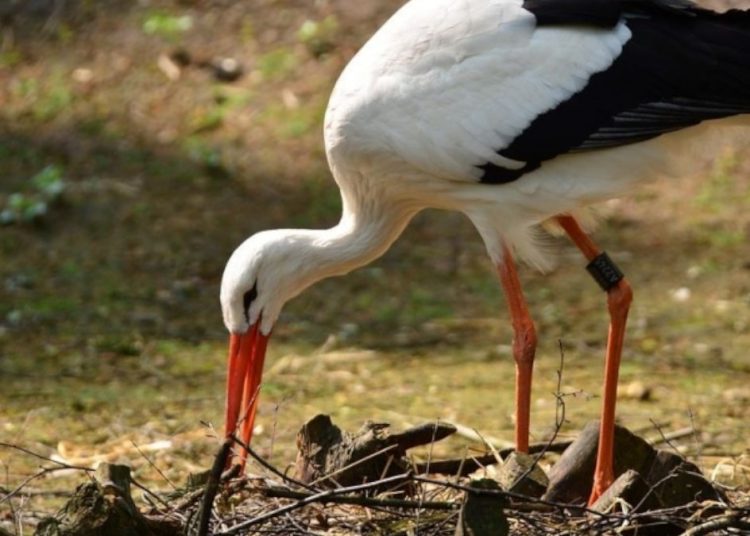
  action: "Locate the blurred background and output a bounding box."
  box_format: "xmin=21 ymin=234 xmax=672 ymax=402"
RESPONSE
xmin=1 ymin=0 xmax=749 ymax=523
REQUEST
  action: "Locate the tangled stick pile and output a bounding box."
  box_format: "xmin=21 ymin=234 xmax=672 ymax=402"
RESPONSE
xmin=27 ymin=416 xmax=750 ymax=536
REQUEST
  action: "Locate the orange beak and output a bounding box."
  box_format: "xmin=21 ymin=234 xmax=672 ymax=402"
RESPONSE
xmin=224 ymin=322 xmax=270 ymax=469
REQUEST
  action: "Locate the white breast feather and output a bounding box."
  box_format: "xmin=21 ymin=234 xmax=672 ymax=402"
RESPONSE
xmin=325 ymin=0 xmax=632 ymax=183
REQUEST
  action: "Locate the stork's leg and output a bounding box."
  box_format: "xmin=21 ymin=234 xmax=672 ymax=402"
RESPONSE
xmin=556 ymin=215 xmax=633 ymax=505
xmin=497 ymin=243 xmax=537 ymax=453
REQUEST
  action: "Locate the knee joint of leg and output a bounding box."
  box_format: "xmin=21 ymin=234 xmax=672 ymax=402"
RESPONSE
xmin=607 ymin=279 xmax=633 ymax=313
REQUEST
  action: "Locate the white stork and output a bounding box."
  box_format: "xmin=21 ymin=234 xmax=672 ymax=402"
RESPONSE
xmin=219 ymin=0 xmax=750 ymax=504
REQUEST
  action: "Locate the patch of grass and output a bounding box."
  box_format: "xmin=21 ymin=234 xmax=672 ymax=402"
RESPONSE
xmin=8 ymin=74 xmax=74 ymax=123
xmin=189 ymin=88 xmax=252 ymax=134
xmin=699 ymin=227 xmax=746 ymax=249
xmin=257 ymin=48 xmax=298 ymax=80
xmin=142 ymin=11 xmax=193 ymax=42
xmin=1 ymin=165 xmax=66 ymax=224
xmin=288 ymin=177 xmax=342 ymax=225
xmin=189 ymin=106 xmax=225 ymax=133
xmin=0 ymin=48 xmax=22 ymax=68
xmin=77 ymin=117 xmax=108 ymax=137
xmin=694 ymin=149 xmax=744 ymax=211
xmin=404 ymin=287 xmax=455 ymax=323
xmin=261 ymin=99 xmax=326 ymax=140
xmin=182 ymin=137 xmax=229 ymax=179
xmin=93 ymin=335 xmax=143 ymax=357
xmin=280 ymin=113 xmax=314 ymax=138
xmin=35 ymin=85 xmax=74 ymax=123
xmin=20 ymin=295 xmax=78 ymax=318
xmin=297 ymin=15 xmax=340 ymax=57
xmin=54 ymin=23 xmax=76 ymax=44
xmin=240 ymin=18 xmax=256 ymax=43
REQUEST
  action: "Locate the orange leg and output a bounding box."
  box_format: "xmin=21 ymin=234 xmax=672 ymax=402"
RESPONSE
xmin=497 ymin=243 xmax=537 ymax=453
xmin=557 ymin=215 xmax=633 ymax=505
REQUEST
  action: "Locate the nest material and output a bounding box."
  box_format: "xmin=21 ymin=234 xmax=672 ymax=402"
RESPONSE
xmin=27 ymin=417 xmax=750 ymax=536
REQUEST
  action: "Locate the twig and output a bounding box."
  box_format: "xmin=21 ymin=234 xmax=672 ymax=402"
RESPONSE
xmin=687 ymin=407 xmax=702 ymax=458
xmin=473 ymin=427 xmax=504 ymax=466
xmin=0 ymin=442 xmax=92 ymax=471
xmin=416 ymin=421 xmax=444 ymax=531
xmin=197 ymin=438 xmax=232 ymax=536
xmin=231 ymin=436 xmax=315 ymax=491
xmin=130 ymin=440 xmax=177 ymax=491
xmin=172 ymin=464 xmax=241 ymax=513
xmin=553 ymin=339 xmax=567 ymax=437
xmin=413 ymin=440 xmax=572 ymax=476
xmin=412 ymin=475 xmax=617 ymax=519
xmin=309 ymin=444 xmax=399 ymax=487
xmin=449 ymin=423 xmax=513 ymax=450
xmin=269 ymin=399 xmax=289 ymax=460
xmin=646 ymin=425 xmax=696 ymax=448
xmin=215 ymin=473 xmax=412 ymax=535
xmin=0 ymin=442 xmax=95 ymax=504
xmin=680 ymin=513 xmax=750 ymax=536
xmin=0 ymin=487 xmax=71 ymax=497
xmin=130 ymin=477 xmax=171 ymax=509
xmin=452 ymin=448 xmax=468 ymax=483
xmin=630 ymin=468 xmax=680 ymax=515
xmin=2 ymin=466 xmax=90 ymax=504
xmin=389 ymin=422 xmax=457 ymax=451
xmin=263 ymin=486 xmax=457 ymax=511
xmin=511 ymin=340 xmax=569 ymax=490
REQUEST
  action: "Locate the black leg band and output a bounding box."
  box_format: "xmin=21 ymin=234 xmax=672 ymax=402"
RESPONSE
xmin=586 ymin=252 xmax=624 ymax=292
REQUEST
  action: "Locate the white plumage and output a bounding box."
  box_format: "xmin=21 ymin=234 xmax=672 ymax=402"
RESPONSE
xmin=326 ymin=0 xmax=629 ymax=181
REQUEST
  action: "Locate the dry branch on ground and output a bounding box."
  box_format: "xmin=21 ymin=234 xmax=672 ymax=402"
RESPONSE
xmin=4 ymin=417 xmax=750 ymax=536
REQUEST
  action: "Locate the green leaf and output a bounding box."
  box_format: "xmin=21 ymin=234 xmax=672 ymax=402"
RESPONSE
xmin=31 ymin=165 xmax=65 ymax=199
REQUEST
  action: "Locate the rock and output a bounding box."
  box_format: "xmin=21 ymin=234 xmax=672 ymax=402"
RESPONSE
xmin=590 ymin=469 xmax=662 ymax=513
xmin=544 ymin=421 xmax=656 ymax=504
xmin=209 ymin=57 xmax=243 ymax=82
xmin=646 ymin=450 xmax=724 ymax=507
xmin=495 ymin=451 xmax=548 ymax=498
xmin=593 ymin=470 xmax=683 ymax=536
xmin=34 ymin=463 xmax=180 ymax=536
xmin=621 ymin=381 xmax=653 ymax=401
xmin=294 ymin=415 xmax=456 ymax=490
xmin=591 ymin=467 xmax=699 ymax=535
xmin=455 ymin=479 xmax=509 ymax=536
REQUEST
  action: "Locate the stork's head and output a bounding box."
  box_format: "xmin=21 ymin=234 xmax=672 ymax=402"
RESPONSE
xmin=220 ymin=229 xmax=310 ymax=336
xmin=218 ymin=221 xmax=398 ymax=462
xmin=219 ymin=229 xmax=322 ymax=459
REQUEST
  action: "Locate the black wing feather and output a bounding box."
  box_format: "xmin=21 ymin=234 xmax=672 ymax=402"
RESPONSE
xmin=522 ymin=0 xmax=697 ymax=26
xmin=480 ymin=0 xmax=750 ymax=184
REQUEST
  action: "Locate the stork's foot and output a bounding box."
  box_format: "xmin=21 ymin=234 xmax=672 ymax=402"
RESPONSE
xmin=589 ymin=469 xmax=665 ymax=513
xmin=587 ymin=473 xmax=613 ymax=505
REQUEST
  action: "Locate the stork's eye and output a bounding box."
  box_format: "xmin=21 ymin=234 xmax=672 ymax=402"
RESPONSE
xmin=243 ymin=283 xmax=258 ymax=323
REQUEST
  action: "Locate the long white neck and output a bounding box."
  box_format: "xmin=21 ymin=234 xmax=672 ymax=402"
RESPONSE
xmin=224 ymin=196 xmax=418 ymax=333
xmin=289 ymin=199 xmax=415 ymax=287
